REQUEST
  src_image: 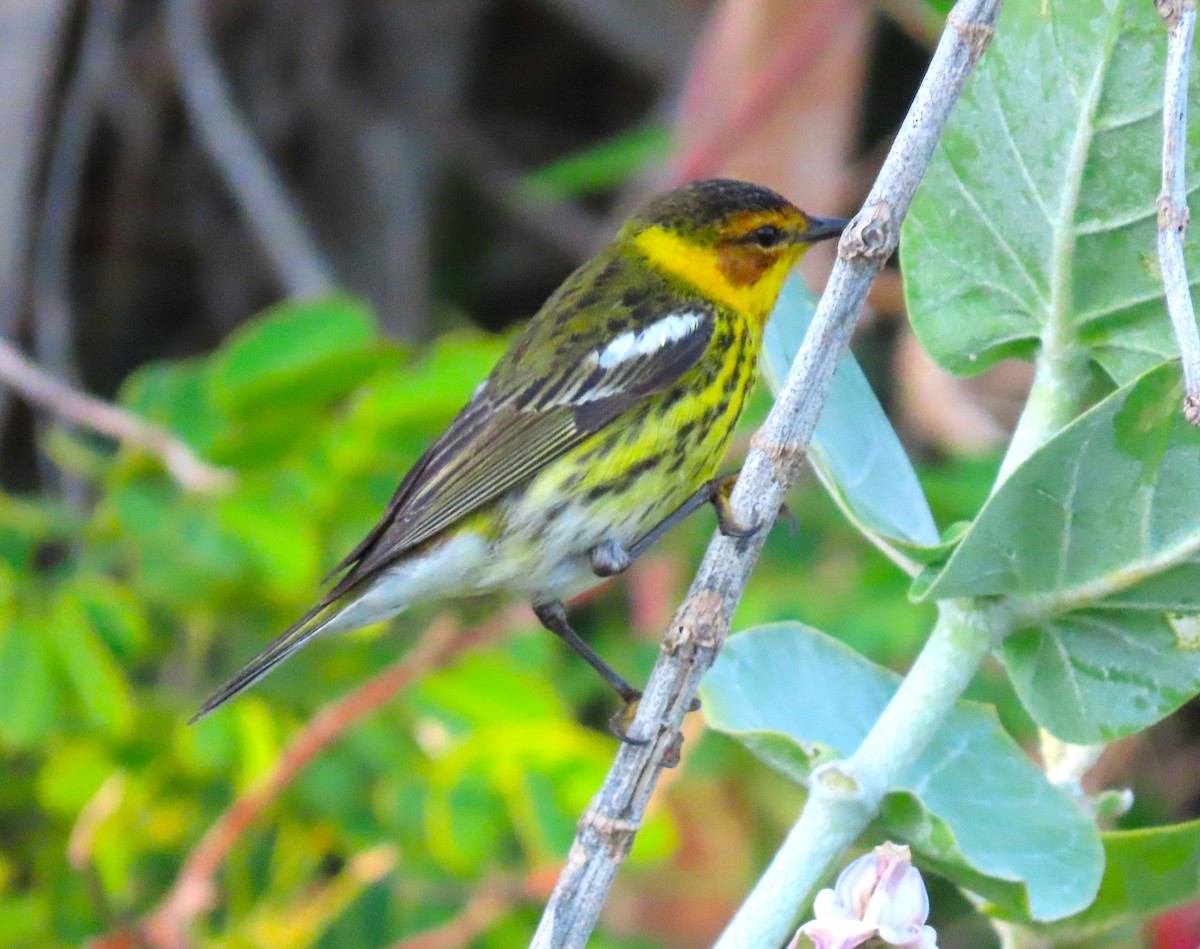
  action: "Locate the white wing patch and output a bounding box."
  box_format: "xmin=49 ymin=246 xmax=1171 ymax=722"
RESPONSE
xmin=547 ymin=311 xmax=706 ymax=406
xmin=594 ymin=312 xmax=703 ymax=369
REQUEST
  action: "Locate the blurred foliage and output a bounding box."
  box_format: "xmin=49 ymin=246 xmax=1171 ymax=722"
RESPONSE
xmin=519 ymin=125 xmax=671 ymax=200
xmin=0 ymin=295 xmax=984 ymax=947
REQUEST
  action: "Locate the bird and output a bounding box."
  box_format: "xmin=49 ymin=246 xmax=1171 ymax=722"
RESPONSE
xmin=193 ymin=178 xmax=847 ymax=738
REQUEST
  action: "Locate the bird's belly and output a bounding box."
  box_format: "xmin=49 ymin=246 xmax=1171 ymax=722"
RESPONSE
xmin=481 ymin=497 xmax=616 ymax=602
xmin=486 ymin=431 xmax=732 ymax=602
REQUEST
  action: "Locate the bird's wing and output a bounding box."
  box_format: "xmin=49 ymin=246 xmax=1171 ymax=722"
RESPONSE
xmin=327 ymin=304 xmax=715 ymax=596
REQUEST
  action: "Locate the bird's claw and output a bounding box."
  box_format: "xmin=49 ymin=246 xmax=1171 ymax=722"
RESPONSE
xmin=711 ymin=473 xmax=796 ymax=540
xmin=608 ymin=692 xmax=650 ymax=745
xmin=606 ymin=693 xmax=703 ymax=766
xmin=711 ymin=474 xmax=762 ymax=538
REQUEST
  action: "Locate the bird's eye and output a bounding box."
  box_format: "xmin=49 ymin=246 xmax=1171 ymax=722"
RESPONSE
xmin=746 ymin=225 xmax=783 ymax=248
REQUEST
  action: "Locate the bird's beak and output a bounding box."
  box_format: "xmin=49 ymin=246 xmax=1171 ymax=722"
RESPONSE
xmin=796 ymin=215 xmax=850 ymax=244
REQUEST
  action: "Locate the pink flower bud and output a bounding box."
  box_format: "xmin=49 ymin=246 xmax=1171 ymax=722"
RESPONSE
xmin=789 ymin=843 xmax=937 ymax=949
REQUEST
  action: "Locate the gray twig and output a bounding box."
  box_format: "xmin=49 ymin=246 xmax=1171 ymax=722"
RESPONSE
xmin=33 ymin=0 xmax=122 ymax=387
xmin=529 ymin=1 xmax=1002 ymax=945
xmin=0 ymin=336 xmax=232 ymax=494
xmin=1155 ymin=0 xmax=1200 ymax=424
xmin=0 ymin=0 xmax=71 ymax=449
xmin=31 ymin=0 xmax=122 ymax=504
xmin=165 ymin=0 xmax=335 ymax=299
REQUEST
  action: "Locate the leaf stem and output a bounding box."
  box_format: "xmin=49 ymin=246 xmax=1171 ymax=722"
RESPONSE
xmin=995 ymin=338 xmax=1086 ymax=485
xmin=713 ymin=599 xmax=1010 ymax=948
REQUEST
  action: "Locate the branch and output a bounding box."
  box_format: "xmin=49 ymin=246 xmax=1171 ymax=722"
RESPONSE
xmin=164 ymin=0 xmax=336 ymax=299
xmin=139 ymin=611 xmax=516 ymax=947
xmin=1154 ymin=0 xmax=1200 ymax=424
xmin=30 ymin=0 xmax=122 ymax=504
xmin=32 ymin=0 xmax=121 ymax=389
xmin=531 ymin=2 xmax=1001 ymax=945
xmin=386 ymin=877 xmax=512 ymax=949
xmin=0 ymin=0 xmax=71 ymax=448
xmin=0 ymin=335 xmax=232 ymax=493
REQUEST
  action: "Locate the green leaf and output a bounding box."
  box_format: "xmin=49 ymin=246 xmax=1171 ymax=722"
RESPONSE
xmin=413 ymin=653 xmax=567 ymax=734
xmin=999 ymin=610 xmax=1200 ymax=743
xmin=110 ymin=481 xmax=255 ymax=607
xmin=344 ymin=331 xmax=507 ymax=430
xmin=206 ymin=295 xmax=384 ymax=416
xmin=1026 ymin=819 xmax=1200 ymax=940
xmin=920 ymin=365 xmax=1200 ymax=739
xmin=216 ymin=488 xmax=322 ymax=596
xmin=763 ymin=276 xmax=939 ymax=565
xmin=919 ymin=0 xmax=952 ymax=16
xmin=700 ymin=622 xmax=1103 ymax=921
xmin=35 ymin=741 xmax=114 ymax=815
xmin=924 ymin=364 xmax=1200 ymax=603
xmin=0 ymin=621 xmax=59 ymax=747
xmin=119 ymin=359 xmax=222 ymax=454
xmin=903 ymin=0 xmax=1198 ymax=382
xmin=49 ymin=592 xmax=133 ymax=735
xmin=0 ymin=494 xmax=77 ymax=571
xmin=519 ymin=125 xmax=669 ymax=199
xmin=424 ymin=718 xmax=632 ymax=869
xmin=65 ymin=577 xmax=150 ymax=662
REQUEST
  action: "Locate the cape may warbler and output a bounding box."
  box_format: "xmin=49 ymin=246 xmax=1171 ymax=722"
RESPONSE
xmin=195 ymin=178 xmax=846 ymax=736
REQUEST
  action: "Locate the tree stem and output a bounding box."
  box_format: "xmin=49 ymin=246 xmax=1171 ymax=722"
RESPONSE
xmin=713 ymin=599 xmax=1010 ymax=949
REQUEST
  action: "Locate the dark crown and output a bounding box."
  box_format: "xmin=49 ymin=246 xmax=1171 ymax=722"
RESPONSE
xmin=633 ymin=179 xmax=796 ymax=234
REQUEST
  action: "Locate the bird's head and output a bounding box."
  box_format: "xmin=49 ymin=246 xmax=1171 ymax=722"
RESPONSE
xmin=622 ymin=178 xmax=848 ymax=319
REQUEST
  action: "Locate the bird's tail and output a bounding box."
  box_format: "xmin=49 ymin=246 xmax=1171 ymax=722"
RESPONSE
xmin=190 ymin=597 xmax=349 ymax=723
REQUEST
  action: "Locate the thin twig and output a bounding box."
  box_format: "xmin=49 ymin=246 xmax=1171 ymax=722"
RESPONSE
xmin=386 ymin=877 xmax=512 ymax=949
xmin=31 ymin=0 xmax=122 ymax=504
xmin=530 ymin=2 xmax=1001 ymax=945
xmin=140 ymin=611 xmax=515 ymax=949
xmin=0 ymin=0 xmax=72 ymax=451
xmin=165 ymin=0 xmax=336 ymax=299
xmin=68 ymin=772 xmax=128 ymax=931
xmin=1155 ymin=0 xmax=1200 ymax=424
xmin=33 ymin=0 xmax=122 ymax=388
xmin=0 ymin=336 xmax=231 ymax=493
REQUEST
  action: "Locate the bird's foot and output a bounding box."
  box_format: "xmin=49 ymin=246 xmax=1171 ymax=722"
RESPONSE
xmin=608 ymin=690 xmax=649 ymax=745
xmin=591 ymin=539 xmax=634 ymax=578
xmin=710 ymin=473 xmax=796 ymax=539
xmin=606 ymin=692 xmax=703 ymax=767
xmin=710 ymin=474 xmax=761 ymax=537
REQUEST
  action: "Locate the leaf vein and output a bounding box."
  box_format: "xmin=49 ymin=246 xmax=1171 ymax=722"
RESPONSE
xmin=943 ymin=152 xmax=1050 ymax=308
xmin=984 ymin=70 xmax=1053 ymax=224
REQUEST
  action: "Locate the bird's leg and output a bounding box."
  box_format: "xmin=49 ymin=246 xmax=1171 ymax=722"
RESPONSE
xmin=708 ymin=472 xmax=758 ymax=537
xmin=533 ymin=600 xmax=647 ymax=744
xmin=589 ymin=471 xmax=795 ymax=579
